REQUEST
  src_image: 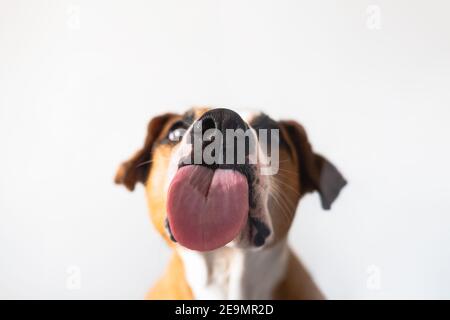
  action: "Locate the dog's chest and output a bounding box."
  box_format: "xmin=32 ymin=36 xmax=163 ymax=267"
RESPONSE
xmin=178 ymin=243 xmax=288 ymax=300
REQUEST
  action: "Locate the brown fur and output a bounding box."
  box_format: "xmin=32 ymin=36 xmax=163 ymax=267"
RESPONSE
xmin=273 ymin=250 xmax=324 ymax=299
xmin=145 ymin=252 xmax=193 ymax=299
xmin=115 ymin=108 xmax=346 ymax=300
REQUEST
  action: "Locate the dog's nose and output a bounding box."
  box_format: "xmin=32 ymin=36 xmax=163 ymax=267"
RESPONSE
xmin=185 ymin=108 xmax=252 ymax=170
xmin=196 ymin=108 xmax=248 ymax=135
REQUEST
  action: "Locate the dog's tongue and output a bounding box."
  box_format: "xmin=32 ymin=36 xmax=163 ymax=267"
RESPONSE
xmin=167 ymin=165 xmax=249 ymax=252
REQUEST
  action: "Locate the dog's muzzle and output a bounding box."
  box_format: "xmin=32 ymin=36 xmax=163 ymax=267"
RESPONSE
xmin=166 ymin=109 xmax=255 ymax=251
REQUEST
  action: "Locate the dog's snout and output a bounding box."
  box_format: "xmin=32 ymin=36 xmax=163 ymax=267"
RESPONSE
xmin=197 ymin=108 xmax=248 ymax=134
xmin=197 ymin=109 xmax=251 ymax=168
xmin=180 ymin=108 xmax=255 ymax=177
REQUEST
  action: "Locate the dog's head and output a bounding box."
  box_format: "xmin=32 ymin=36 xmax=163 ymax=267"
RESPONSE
xmin=115 ymin=107 xmax=346 ymax=251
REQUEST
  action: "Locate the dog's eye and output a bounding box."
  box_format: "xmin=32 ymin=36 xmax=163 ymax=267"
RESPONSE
xmin=167 ymin=121 xmax=187 ymax=142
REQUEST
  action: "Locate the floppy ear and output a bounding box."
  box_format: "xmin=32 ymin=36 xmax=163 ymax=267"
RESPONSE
xmin=115 ymin=113 xmax=176 ymax=191
xmin=279 ymin=120 xmax=347 ymax=210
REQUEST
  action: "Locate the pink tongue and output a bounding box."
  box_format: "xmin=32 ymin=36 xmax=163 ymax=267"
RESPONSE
xmin=167 ymin=165 xmax=249 ymax=251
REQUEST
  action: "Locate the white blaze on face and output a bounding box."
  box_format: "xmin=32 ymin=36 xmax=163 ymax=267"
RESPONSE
xmin=164 ymin=132 xmax=194 ymax=193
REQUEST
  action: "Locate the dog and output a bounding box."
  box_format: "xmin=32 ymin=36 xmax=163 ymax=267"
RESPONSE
xmin=115 ymin=107 xmax=346 ymax=299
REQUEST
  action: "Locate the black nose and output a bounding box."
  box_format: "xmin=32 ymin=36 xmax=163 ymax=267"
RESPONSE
xmin=195 ymin=108 xmax=248 ymax=135
xmin=184 ymin=108 xmax=253 ymax=170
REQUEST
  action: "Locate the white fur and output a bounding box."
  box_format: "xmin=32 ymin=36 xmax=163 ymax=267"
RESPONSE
xmin=178 ymin=240 xmax=289 ymax=300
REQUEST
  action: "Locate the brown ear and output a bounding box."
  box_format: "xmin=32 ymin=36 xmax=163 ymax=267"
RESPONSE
xmin=279 ymin=120 xmax=347 ymax=210
xmin=115 ymin=113 xmax=176 ymax=191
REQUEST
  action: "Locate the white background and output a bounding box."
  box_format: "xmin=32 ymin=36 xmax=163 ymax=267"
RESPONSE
xmin=1 ymin=0 xmax=450 ymax=299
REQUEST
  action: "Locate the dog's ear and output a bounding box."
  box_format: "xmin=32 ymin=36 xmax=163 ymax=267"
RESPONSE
xmin=115 ymin=113 xmax=176 ymax=191
xmin=279 ymin=120 xmax=347 ymax=210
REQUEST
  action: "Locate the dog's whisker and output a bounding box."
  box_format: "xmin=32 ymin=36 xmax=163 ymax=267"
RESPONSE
xmin=276 ymin=167 xmax=298 ymax=175
xmin=268 ymin=185 xmax=295 ymax=225
xmin=270 ymin=194 xmax=294 ymax=227
xmin=269 ymin=180 xmax=299 ymax=214
xmin=136 ymin=153 xmax=174 ymax=168
xmin=135 ymin=159 xmax=154 ymax=168
xmin=271 ymin=176 xmax=301 ymax=197
xmin=271 ymin=184 xmax=297 ymax=210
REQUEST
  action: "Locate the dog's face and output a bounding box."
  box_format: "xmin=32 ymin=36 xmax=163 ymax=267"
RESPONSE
xmin=115 ymin=107 xmax=346 ymax=252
